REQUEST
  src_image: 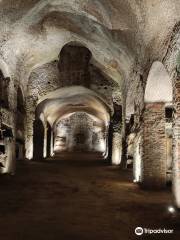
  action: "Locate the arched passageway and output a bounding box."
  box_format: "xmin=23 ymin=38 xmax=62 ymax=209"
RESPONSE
xmin=25 ymin=43 xmax=123 ymax=165
xmin=1 ymin=2 xmax=180 ymax=238
xmin=34 ymin=86 xmax=112 ymax=161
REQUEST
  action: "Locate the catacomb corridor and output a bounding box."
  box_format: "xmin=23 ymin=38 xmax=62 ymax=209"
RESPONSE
xmin=1 ymin=1 xmax=180 ymax=239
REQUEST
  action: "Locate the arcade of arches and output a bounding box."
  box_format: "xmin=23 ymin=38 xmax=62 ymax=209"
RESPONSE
xmin=0 ymin=1 xmax=180 ymax=239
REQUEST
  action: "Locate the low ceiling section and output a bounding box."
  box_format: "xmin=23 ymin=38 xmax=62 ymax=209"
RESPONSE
xmin=36 ymin=86 xmax=111 ymax=155
xmin=36 ymin=86 xmax=112 ymax=128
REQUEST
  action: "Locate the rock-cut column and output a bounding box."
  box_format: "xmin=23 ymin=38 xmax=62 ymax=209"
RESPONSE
xmin=142 ymin=103 xmax=166 ymax=188
xmin=112 ymin=131 xmax=122 ymax=165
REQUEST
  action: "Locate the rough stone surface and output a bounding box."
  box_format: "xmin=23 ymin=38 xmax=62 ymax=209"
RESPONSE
xmin=142 ymin=103 xmax=167 ymax=188
xmin=0 ymin=0 xmax=179 ymax=111
xmin=54 ymin=112 xmax=107 ymax=153
xmin=172 ymin=74 xmax=180 ymax=207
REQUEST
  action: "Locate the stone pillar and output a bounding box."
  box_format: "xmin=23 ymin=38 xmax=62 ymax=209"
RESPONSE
xmin=25 ymin=97 xmax=36 ymax=160
xmin=107 ymin=122 xmax=113 ymax=163
xmin=142 ymin=103 xmax=166 ymax=188
xmin=25 ymin=118 xmax=34 ymax=160
xmin=110 ymin=103 xmax=123 ymax=166
xmin=172 ymin=74 xmax=180 ymax=208
xmin=112 ymin=131 xmax=122 ymax=165
xmin=104 ymin=130 xmax=109 ymax=159
xmin=18 ymin=144 xmax=24 ymax=160
xmin=5 ymin=138 xmax=16 ymax=174
xmin=133 ymin=132 xmax=142 ymax=182
xmin=6 ymin=82 xmax=17 ymax=174
xmin=43 ymin=122 xmax=47 ymax=158
xmin=119 ymin=97 xmax=127 ymax=169
xmin=46 ymin=123 xmax=51 ymax=158
xmin=50 ymin=130 xmax=54 ymax=156
xmin=165 ymin=121 xmax=173 ymax=182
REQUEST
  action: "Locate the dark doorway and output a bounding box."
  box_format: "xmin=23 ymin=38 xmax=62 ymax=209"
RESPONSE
xmin=33 ymin=119 xmax=44 ymax=160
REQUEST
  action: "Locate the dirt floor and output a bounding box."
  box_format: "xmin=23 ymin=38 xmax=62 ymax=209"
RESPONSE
xmin=0 ymin=154 xmax=180 ymax=240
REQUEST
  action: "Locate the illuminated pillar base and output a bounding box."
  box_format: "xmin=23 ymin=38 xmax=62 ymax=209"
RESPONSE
xmin=173 ymin=172 xmax=180 ymax=208
xmin=3 ymin=139 xmax=16 ymax=174
xmin=112 ymin=132 xmax=122 ymax=165
xmin=142 ymin=103 xmax=166 ymax=188
xmin=25 ymin=137 xmax=33 ymax=160
xmin=25 ymin=113 xmax=35 ymax=160
xmin=133 ymin=134 xmax=142 ymax=183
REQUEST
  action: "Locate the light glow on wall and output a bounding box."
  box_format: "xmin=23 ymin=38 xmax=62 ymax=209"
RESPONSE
xmin=25 ymin=139 xmax=33 ymax=160
xmin=99 ymin=140 xmax=106 ymax=152
xmin=133 ymin=136 xmax=142 ymax=183
xmin=112 ymin=147 xmax=121 ymax=165
xmin=112 ymin=132 xmax=122 ymax=165
xmin=134 ymin=154 xmax=141 ymax=182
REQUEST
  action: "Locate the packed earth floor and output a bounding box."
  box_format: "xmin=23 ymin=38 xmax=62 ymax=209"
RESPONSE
xmin=0 ymin=154 xmax=180 ymax=240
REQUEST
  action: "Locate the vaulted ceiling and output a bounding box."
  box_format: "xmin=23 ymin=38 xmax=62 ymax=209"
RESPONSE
xmin=0 ymin=0 xmax=179 ymax=106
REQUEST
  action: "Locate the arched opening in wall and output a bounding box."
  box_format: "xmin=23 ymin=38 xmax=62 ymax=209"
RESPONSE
xmin=0 ymin=70 xmax=9 ymax=109
xmin=141 ymin=61 xmax=173 ymax=188
xmin=33 ymin=118 xmax=44 ymax=160
xmin=16 ymin=87 xmax=25 ymax=160
xmin=35 ymin=86 xmax=111 ymax=161
xmin=58 ymin=42 xmax=92 ymax=88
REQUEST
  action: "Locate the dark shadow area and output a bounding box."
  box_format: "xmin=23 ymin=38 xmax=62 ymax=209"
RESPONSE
xmin=0 ymin=159 xmax=180 ymax=240
xmin=33 ymin=119 xmax=44 ymax=160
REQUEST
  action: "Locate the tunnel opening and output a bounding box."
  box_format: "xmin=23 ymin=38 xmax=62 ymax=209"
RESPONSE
xmin=34 ymin=86 xmax=112 ymax=162
xmin=1 ymin=3 xmax=180 ymax=239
